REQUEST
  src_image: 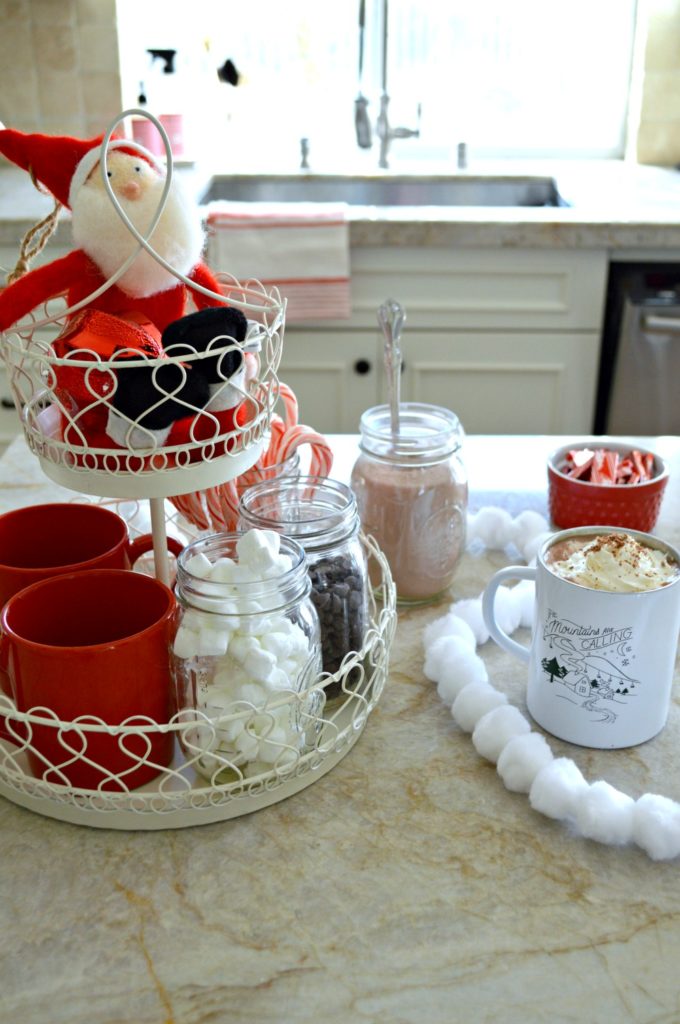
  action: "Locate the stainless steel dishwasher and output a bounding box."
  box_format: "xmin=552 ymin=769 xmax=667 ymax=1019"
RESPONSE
xmin=595 ymin=264 xmax=680 ymax=435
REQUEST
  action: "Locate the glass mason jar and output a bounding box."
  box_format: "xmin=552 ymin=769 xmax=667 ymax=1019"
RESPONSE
xmin=351 ymin=402 xmax=468 ymax=605
xmin=172 ymin=531 xmax=323 ymax=783
xmin=238 ymin=476 xmax=370 ymax=701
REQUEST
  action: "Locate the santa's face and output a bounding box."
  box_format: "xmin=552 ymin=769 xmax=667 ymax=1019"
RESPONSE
xmin=71 ymin=150 xmax=204 ymax=298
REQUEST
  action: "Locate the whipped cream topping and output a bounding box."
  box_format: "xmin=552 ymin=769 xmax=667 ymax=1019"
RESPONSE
xmin=547 ymin=532 xmax=679 ymax=593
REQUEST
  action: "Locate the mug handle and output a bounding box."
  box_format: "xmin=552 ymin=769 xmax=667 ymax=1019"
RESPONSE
xmin=481 ymin=566 xmax=536 ymax=664
xmin=127 ymin=533 xmax=184 ymax=565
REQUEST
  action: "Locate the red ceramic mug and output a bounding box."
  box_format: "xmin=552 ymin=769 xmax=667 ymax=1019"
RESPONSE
xmin=0 ymin=569 xmax=178 ymax=790
xmin=0 ymin=502 xmax=183 ymax=610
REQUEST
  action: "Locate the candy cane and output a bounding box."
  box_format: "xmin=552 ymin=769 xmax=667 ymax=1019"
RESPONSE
xmin=277 ymin=382 xmax=298 ymax=430
xmin=277 ymin=423 xmax=334 ymax=479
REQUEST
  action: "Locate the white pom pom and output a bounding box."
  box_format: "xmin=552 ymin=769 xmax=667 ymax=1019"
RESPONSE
xmin=423 ymin=612 xmax=477 ymax=653
xmin=633 ymin=793 xmax=680 ymax=861
xmin=511 ymin=510 xmax=549 ymax=552
xmin=529 ymin=757 xmax=588 ymax=820
xmin=574 ymin=780 xmax=635 ymax=846
xmin=451 ymin=682 xmax=507 ymax=733
xmin=521 ymin=530 xmax=552 ymax=565
xmin=492 ymin=585 xmax=522 ymax=636
xmin=449 ymin=597 xmax=489 ymax=646
xmin=435 ymin=641 xmax=488 ymax=705
xmin=423 ymin=634 xmax=459 ymax=682
xmin=469 ymin=507 xmax=515 ymax=549
xmin=512 ymin=579 xmax=536 ymax=628
xmin=496 ymin=732 xmax=553 ymax=793
xmin=471 ymin=705 xmax=531 ymax=763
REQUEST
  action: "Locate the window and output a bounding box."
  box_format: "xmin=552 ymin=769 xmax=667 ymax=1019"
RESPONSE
xmin=117 ymin=0 xmax=639 ymax=166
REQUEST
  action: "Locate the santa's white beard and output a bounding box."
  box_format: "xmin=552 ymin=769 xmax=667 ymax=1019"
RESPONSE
xmin=71 ymin=175 xmax=205 ymax=298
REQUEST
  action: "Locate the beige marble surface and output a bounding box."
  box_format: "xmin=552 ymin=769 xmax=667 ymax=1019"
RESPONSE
xmin=4 ymin=159 xmax=680 ymax=252
xmin=0 ymin=433 xmax=680 ymax=1023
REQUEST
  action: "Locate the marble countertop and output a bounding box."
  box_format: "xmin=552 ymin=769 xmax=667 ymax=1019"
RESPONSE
xmin=4 ymin=159 xmax=680 ymax=252
xmin=1 ymin=432 xmax=680 ymax=1023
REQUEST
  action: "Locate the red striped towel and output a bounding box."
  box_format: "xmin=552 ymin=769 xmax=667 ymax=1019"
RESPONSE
xmin=206 ymin=202 xmax=351 ymax=323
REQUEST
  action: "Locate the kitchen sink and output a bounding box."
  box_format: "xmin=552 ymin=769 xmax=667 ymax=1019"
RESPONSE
xmin=201 ymin=174 xmax=566 ymax=208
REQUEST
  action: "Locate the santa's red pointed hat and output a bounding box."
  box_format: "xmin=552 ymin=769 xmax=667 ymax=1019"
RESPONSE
xmin=0 ymin=126 xmax=163 ymax=209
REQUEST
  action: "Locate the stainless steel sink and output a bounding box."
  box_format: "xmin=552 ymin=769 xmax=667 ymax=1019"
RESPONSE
xmin=201 ymin=174 xmax=565 ymax=208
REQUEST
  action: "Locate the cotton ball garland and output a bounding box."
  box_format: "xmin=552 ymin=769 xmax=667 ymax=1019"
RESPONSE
xmin=521 ymin=530 xmax=552 ymax=565
xmin=512 ymin=579 xmax=536 ymax=629
xmin=451 ymin=681 xmax=508 ymax=733
xmin=490 ymin=585 xmax=523 ymax=636
xmin=424 ymin=634 xmax=463 ymax=682
xmin=449 ymin=597 xmax=489 ymax=646
xmin=423 ymin=612 xmax=477 ymax=653
xmin=574 ymin=781 xmax=635 ymax=846
xmin=496 ymin=732 xmax=553 ymax=793
xmin=633 ymin=794 xmax=680 ymax=861
xmin=511 ymin=510 xmax=549 ymax=552
xmin=529 ymin=757 xmax=589 ymax=820
xmin=468 ymin=507 xmax=515 ymax=549
xmin=471 ymin=705 xmax=531 ymax=763
xmin=434 ymin=639 xmax=488 ymax=705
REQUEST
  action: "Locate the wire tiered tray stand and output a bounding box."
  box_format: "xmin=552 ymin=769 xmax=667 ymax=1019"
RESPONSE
xmin=0 ymin=111 xmax=397 ymax=829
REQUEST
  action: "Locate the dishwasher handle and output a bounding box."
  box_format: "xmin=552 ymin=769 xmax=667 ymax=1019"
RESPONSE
xmin=641 ymin=312 xmax=680 ymax=334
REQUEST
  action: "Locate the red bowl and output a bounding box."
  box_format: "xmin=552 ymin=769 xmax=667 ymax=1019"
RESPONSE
xmin=547 ymin=442 xmax=669 ymax=532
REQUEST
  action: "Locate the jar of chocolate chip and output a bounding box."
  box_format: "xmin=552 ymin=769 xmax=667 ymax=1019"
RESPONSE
xmin=238 ymin=477 xmax=370 ymax=701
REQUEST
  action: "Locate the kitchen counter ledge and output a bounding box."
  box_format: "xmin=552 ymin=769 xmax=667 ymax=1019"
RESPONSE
xmin=0 ymin=433 xmax=679 ymax=1023
xmin=4 ymin=159 xmax=680 ymax=251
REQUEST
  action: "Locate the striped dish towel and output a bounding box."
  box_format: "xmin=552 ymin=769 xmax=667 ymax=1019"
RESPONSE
xmin=206 ymin=202 xmax=351 ymax=323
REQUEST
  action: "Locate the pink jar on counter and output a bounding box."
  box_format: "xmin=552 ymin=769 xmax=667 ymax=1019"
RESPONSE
xmin=350 ymin=403 xmax=468 ymax=604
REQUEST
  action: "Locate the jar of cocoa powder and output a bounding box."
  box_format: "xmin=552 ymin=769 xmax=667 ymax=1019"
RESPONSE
xmin=351 ymin=403 xmax=467 ymax=604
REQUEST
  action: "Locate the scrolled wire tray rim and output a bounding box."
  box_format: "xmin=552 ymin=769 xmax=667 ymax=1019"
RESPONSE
xmin=0 ymin=535 xmax=396 ymax=830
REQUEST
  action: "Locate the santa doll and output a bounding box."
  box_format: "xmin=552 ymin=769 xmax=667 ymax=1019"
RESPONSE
xmin=0 ymin=125 xmax=254 ymax=451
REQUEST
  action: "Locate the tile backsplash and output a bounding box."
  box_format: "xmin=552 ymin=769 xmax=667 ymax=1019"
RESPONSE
xmin=0 ymin=0 xmax=122 ymax=140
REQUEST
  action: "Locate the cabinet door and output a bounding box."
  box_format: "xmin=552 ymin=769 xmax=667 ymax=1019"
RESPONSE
xmin=277 ymin=330 xmax=377 ymax=433
xmin=399 ymin=331 xmax=600 ymax=434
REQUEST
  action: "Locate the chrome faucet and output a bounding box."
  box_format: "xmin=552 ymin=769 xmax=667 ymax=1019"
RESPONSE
xmin=376 ymin=95 xmax=420 ymax=170
xmin=374 ymin=0 xmax=420 ymax=169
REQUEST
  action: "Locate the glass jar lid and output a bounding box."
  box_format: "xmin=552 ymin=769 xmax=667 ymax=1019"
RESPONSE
xmin=359 ymin=402 xmax=464 ymax=463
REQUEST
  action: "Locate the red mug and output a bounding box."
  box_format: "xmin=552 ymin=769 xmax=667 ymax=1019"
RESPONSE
xmin=0 ymin=502 xmax=183 ymax=611
xmin=0 ymin=569 xmax=178 ymax=790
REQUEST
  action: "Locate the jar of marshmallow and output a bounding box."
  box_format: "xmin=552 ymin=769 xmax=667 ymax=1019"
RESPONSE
xmin=172 ymin=527 xmax=323 ymax=783
xmin=238 ymin=477 xmax=370 ymax=701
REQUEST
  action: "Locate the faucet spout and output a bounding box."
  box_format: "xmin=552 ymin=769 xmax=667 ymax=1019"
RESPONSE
xmin=373 ymin=0 xmax=420 ymax=169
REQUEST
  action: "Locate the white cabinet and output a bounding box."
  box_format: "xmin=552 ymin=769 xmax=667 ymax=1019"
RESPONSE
xmin=278 ymin=247 xmax=608 ymax=434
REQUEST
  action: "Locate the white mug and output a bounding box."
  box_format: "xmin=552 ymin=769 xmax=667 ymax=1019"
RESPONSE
xmin=482 ymin=526 xmax=680 ymax=749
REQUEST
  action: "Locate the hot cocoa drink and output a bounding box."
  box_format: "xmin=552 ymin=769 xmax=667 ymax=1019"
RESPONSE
xmin=545 ymin=531 xmax=679 ymax=593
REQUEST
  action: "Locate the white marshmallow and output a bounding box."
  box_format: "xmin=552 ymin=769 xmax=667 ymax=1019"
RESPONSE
xmin=236 ymin=528 xmax=281 ymax=570
xmin=210 ymin=557 xmax=238 ymax=583
xmin=242 ymin=647 xmax=278 ymax=684
xmin=451 ymin=681 xmax=508 ymax=733
xmin=529 ymin=757 xmax=589 ymax=820
xmin=496 ymin=732 xmax=553 ymax=793
xmin=633 ymin=793 xmax=680 ymax=861
xmin=261 ymin=632 xmax=295 ymax=659
xmin=471 ymin=705 xmax=531 ymax=763
xmin=173 ymin=624 xmax=200 ymax=659
xmin=196 ymin=624 xmax=230 ymax=657
xmin=574 ymin=780 xmax=635 ymax=846
xmin=184 ymin=552 xmax=214 ymax=579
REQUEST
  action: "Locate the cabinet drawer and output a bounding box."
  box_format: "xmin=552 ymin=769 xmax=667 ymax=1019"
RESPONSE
xmin=349 ymin=247 xmax=608 ymax=331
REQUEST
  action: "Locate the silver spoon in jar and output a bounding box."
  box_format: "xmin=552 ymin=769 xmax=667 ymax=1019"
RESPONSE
xmin=378 ymin=298 xmax=405 ymax=437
